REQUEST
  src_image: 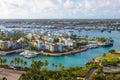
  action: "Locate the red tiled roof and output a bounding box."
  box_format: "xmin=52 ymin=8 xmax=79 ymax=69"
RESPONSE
xmin=67 ymin=40 xmax=73 ymax=42
xmin=35 ymin=41 xmax=38 ymax=44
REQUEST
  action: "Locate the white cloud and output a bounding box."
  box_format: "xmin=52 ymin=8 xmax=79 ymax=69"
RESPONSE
xmin=0 ymin=0 xmax=119 ymax=19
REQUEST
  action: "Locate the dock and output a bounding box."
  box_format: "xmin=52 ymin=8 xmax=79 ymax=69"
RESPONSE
xmin=0 ymin=49 xmax=24 ymax=56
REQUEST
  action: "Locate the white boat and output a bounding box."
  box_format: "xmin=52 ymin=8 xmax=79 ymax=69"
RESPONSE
xmin=86 ymin=44 xmax=99 ymax=49
xmin=19 ymin=50 xmax=37 ymax=58
xmin=0 ymin=53 xmax=6 ymax=56
xmin=24 ymin=52 xmax=36 ymax=58
xmin=19 ymin=52 xmax=25 ymax=56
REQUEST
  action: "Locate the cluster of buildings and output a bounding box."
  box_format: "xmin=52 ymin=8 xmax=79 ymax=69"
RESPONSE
xmin=0 ymin=38 xmax=24 ymax=50
xmin=0 ymin=27 xmax=77 ymax=53
xmin=0 ymin=27 xmax=114 ymax=53
xmin=27 ymin=31 xmax=76 ymax=53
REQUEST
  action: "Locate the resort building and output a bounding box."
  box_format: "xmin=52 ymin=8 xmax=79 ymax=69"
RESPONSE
xmin=65 ymin=38 xmax=74 ymax=46
xmin=32 ymin=40 xmax=39 ymax=47
xmin=49 ymin=44 xmax=58 ymax=52
xmin=11 ymin=41 xmax=18 ymax=49
xmin=0 ymin=41 xmax=11 ymax=50
xmin=49 ymin=43 xmax=64 ymax=52
xmin=44 ymin=42 xmax=51 ymax=51
xmin=38 ymin=42 xmax=44 ymax=50
xmin=58 ymin=43 xmax=64 ymax=52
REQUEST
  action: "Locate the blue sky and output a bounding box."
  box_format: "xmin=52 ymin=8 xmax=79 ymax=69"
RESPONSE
xmin=0 ymin=0 xmax=120 ymax=19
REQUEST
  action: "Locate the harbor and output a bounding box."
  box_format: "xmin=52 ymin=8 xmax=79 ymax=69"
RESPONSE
xmin=0 ymin=0 xmax=120 ymax=79
xmin=0 ymin=30 xmax=120 ymax=69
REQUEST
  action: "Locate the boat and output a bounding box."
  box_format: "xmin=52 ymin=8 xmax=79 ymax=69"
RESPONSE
xmin=19 ymin=52 xmax=25 ymax=56
xmin=69 ymin=30 xmax=73 ymax=32
xmin=0 ymin=53 xmax=6 ymax=56
xmin=86 ymin=44 xmax=99 ymax=49
xmin=19 ymin=50 xmax=37 ymax=58
xmin=103 ymin=42 xmax=113 ymax=47
xmin=24 ymin=52 xmax=36 ymax=58
xmin=108 ymin=30 xmax=111 ymax=33
xmin=101 ymin=29 xmax=104 ymax=32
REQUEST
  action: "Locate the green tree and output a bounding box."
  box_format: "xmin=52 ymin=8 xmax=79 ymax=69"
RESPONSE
xmin=44 ymin=60 xmax=48 ymax=69
xmin=2 ymin=77 xmax=7 ymax=80
xmin=0 ymin=57 xmax=3 ymax=65
xmin=10 ymin=60 xmax=14 ymax=65
xmin=55 ymin=65 xmax=58 ymax=70
xmin=52 ymin=63 xmax=55 ymax=70
xmin=109 ymin=49 xmax=115 ymax=53
xmin=23 ymin=61 xmax=27 ymax=68
xmin=2 ymin=58 xmax=7 ymax=65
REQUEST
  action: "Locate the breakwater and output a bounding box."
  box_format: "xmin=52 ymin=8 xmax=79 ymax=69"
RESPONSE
xmin=41 ymin=48 xmax=88 ymax=57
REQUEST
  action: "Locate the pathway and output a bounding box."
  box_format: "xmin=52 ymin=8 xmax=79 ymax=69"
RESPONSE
xmin=85 ymin=68 xmax=97 ymax=80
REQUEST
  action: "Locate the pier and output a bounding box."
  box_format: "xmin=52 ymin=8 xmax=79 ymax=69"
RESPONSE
xmin=0 ymin=49 xmax=24 ymax=56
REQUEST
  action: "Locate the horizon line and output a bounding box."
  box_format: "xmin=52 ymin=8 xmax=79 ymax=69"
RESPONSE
xmin=0 ymin=18 xmax=120 ymax=20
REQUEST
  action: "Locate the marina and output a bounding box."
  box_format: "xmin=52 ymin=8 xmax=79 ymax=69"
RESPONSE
xmin=1 ymin=30 xmax=120 ymax=69
xmin=0 ymin=0 xmax=120 ymax=79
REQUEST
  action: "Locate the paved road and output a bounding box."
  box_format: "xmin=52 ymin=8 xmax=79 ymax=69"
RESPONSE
xmin=0 ymin=68 xmax=25 ymax=80
xmin=85 ymin=68 xmax=97 ymax=80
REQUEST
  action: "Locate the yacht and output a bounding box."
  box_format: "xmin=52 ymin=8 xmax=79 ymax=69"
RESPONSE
xmin=19 ymin=50 xmax=37 ymax=58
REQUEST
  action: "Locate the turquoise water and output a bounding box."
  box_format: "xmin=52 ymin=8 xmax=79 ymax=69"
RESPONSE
xmin=1 ymin=30 xmax=120 ymax=69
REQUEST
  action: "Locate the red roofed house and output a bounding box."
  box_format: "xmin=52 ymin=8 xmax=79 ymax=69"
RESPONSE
xmin=65 ymin=38 xmax=74 ymax=46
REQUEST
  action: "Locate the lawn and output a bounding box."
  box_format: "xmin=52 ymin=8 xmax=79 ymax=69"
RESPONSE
xmin=95 ymin=53 xmax=120 ymax=62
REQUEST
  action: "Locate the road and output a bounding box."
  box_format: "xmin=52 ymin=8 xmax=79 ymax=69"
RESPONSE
xmin=0 ymin=68 xmax=25 ymax=80
xmin=85 ymin=68 xmax=97 ymax=80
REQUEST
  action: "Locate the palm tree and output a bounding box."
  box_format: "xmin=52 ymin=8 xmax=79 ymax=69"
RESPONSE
xmin=59 ymin=63 xmax=65 ymax=71
xmin=20 ymin=59 xmax=24 ymax=66
xmin=2 ymin=58 xmax=7 ymax=65
xmin=14 ymin=57 xmax=18 ymax=66
xmin=10 ymin=60 xmax=14 ymax=66
xmin=44 ymin=60 xmax=48 ymax=69
xmin=31 ymin=58 xmax=35 ymax=64
xmin=16 ymin=58 xmax=20 ymax=66
xmin=0 ymin=58 xmax=7 ymax=66
xmin=52 ymin=63 xmax=55 ymax=70
xmin=23 ymin=61 xmax=27 ymax=68
xmin=55 ymin=65 xmax=58 ymax=70
xmin=61 ymin=66 xmax=64 ymax=71
xmin=31 ymin=60 xmax=44 ymax=73
xmin=0 ymin=57 xmax=3 ymax=65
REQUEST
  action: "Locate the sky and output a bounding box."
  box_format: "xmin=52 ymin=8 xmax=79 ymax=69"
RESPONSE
xmin=0 ymin=0 xmax=120 ymax=19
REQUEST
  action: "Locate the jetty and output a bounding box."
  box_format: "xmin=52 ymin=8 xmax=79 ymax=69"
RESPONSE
xmin=0 ymin=49 xmax=24 ymax=56
xmin=41 ymin=48 xmax=87 ymax=57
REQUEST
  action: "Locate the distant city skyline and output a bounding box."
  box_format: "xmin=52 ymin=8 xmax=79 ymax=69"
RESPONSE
xmin=0 ymin=0 xmax=120 ymax=19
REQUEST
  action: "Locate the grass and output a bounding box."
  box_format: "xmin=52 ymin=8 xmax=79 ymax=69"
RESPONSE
xmin=95 ymin=53 xmax=120 ymax=62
